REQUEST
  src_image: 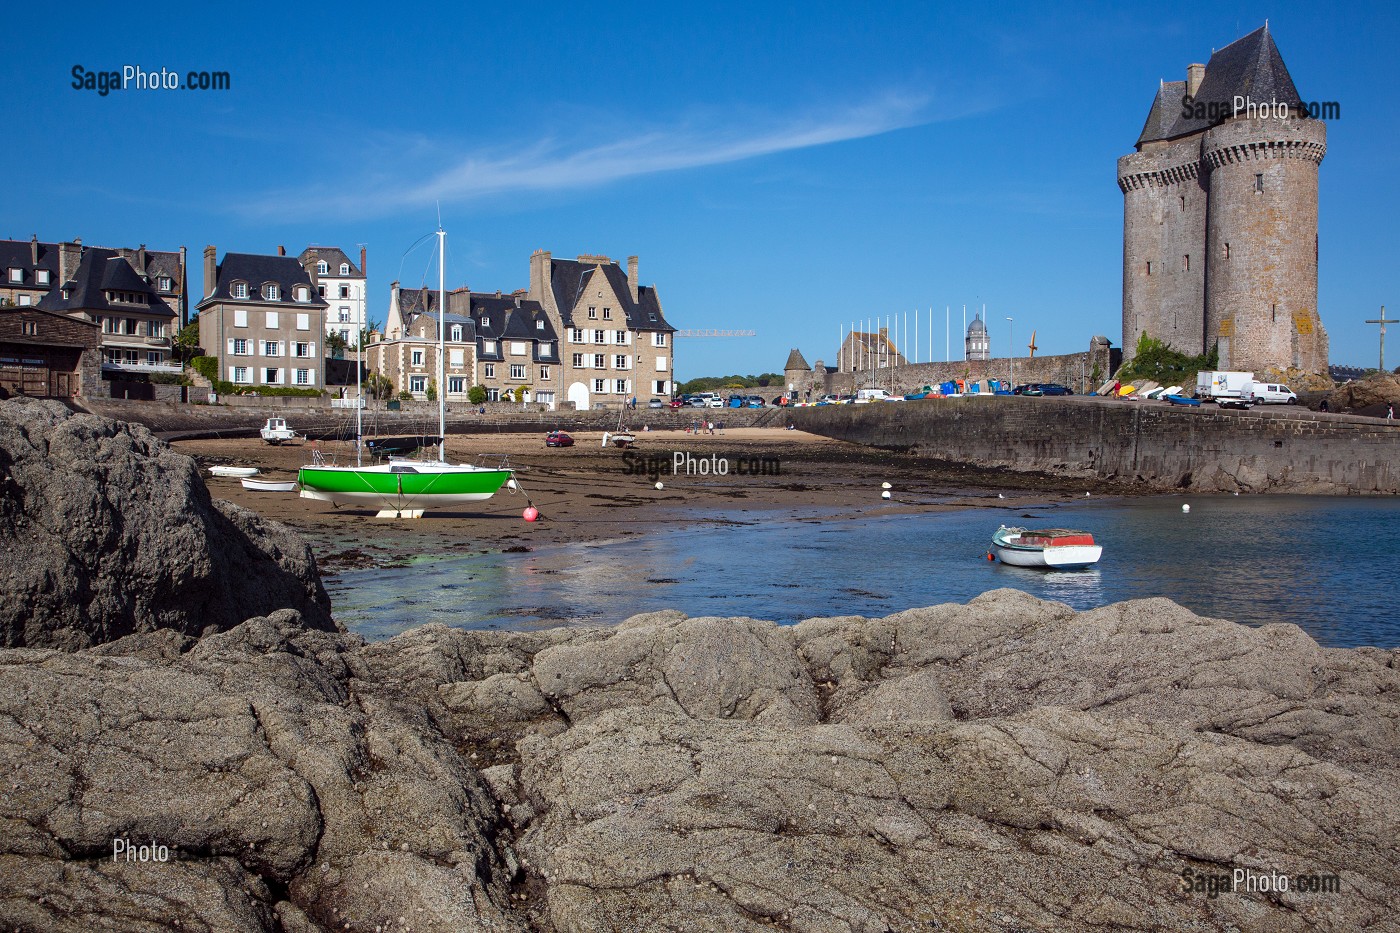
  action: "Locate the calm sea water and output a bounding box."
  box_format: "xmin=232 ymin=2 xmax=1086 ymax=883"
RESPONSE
xmin=326 ymin=496 xmax=1400 ymax=649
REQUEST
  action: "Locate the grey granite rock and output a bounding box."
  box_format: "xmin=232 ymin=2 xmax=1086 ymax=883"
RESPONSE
xmin=0 ymin=399 xmax=333 ymax=649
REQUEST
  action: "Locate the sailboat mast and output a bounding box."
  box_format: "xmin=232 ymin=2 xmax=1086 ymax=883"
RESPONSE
xmin=437 ymin=227 xmax=447 ymax=463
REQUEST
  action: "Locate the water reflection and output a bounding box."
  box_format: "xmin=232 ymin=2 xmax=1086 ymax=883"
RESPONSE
xmin=327 ymin=496 xmax=1400 ymax=649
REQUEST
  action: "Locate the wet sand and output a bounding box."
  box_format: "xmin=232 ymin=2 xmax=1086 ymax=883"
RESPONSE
xmin=175 ymin=427 xmax=1136 ymax=572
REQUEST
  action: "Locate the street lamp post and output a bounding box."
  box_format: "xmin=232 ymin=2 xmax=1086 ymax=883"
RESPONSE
xmin=1006 ymin=317 xmax=1015 ymax=388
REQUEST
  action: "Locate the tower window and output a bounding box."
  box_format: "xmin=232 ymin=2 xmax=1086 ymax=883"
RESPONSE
xmin=1146 ymin=261 xmax=1152 ymax=276
xmin=1183 ymin=254 xmax=1190 ymax=272
xmin=1254 ymin=174 xmax=1264 ymax=193
xmin=1224 ymin=243 xmax=1230 ymax=260
xmin=1271 ymin=304 xmax=1276 ymax=323
xmin=1179 ymin=195 xmax=1185 ymax=211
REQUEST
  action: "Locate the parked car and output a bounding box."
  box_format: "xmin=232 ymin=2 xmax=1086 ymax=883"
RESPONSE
xmin=706 ymin=397 xmax=724 ymax=408
xmin=669 ymin=398 xmax=686 ymax=409
xmin=817 ymin=394 xmax=841 ymax=405
xmin=647 ymin=397 xmax=664 ymax=409
xmin=686 ymin=397 xmax=707 ymax=408
xmin=746 ymin=396 xmax=765 ymax=408
xmin=1038 ymin=383 xmax=1073 ymax=396
xmin=771 ymin=396 xmax=790 ymax=406
xmin=1244 ymin=382 xmax=1298 ymax=404
xmin=545 ymin=430 xmax=574 ymax=448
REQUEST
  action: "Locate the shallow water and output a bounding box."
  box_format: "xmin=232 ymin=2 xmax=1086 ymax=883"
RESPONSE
xmin=326 ymin=495 xmax=1400 ymax=649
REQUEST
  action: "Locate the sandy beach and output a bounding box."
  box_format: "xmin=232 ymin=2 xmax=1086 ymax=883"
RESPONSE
xmin=173 ymin=426 xmax=1135 ymax=573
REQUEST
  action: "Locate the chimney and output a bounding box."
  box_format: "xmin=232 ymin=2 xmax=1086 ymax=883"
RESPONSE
xmin=136 ymin=244 xmax=146 ymax=272
xmin=360 ymin=246 xmax=367 ymax=277
xmin=529 ymin=249 xmax=552 ymax=305
xmin=58 ymin=241 xmax=83 ymax=284
xmin=179 ymin=245 xmax=188 ymax=327
xmin=1187 ymin=63 xmax=1206 ymax=98
xmin=30 ymin=235 xmax=38 ymax=267
xmin=277 ymin=245 xmax=286 ymax=257
xmin=627 ymin=255 xmax=639 ymax=303
xmin=203 ymin=245 xmax=217 ymax=299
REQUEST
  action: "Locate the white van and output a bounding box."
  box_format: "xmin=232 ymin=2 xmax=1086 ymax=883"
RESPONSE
xmin=1244 ymin=382 xmax=1298 ymax=405
xmin=855 ymin=388 xmax=894 ymax=402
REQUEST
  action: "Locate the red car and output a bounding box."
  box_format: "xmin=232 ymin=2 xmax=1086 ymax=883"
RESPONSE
xmin=669 ymin=398 xmax=685 ymax=409
xmin=545 ymin=430 xmax=574 ymax=448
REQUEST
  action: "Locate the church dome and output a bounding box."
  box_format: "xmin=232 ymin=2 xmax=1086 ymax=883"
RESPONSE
xmin=967 ymin=315 xmax=987 ymax=336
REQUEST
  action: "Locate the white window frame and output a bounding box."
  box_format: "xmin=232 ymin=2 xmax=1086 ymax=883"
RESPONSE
xmin=265 ymin=283 xmax=280 ymax=301
xmin=231 ymin=366 xmax=250 ymax=384
xmin=656 ymin=356 xmax=668 ymax=372
xmin=593 ymin=378 xmax=606 ymax=393
xmin=340 ymin=263 xmax=350 ymax=275
xmin=539 ymin=365 xmax=550 ymax=380
xmin=411 ymin=349 xmax=425 ymax=366
xmin=233 ymin=308 xmax=248 ymax=327
xmin=231 ymin=282 xmax=248 ymax=299
xmin=262 ymin=340 xmax=281 ymax=357
xmin=266 ymin=311 xmax=279 ymax=328
xmin=450 ymin=324 xmax=462 ymax=342
xmin=263 ymin=367 xmax=283 ymax=385
xmin=510 ymin=341 xmax=528 ymax=356
xmin=8 ymin=268 xmax=22 ymax=283
xmin=296 ymin=313 xmax=310 ymax=330
xmin=484 ymin=363 xmax=495 ymax=378
xmin=409 ymin=375 xmax=427 ymax=394
xmin=295 ymin=368 xmax=312 ymax=386
xmin=316 ymin=260 xmax=328 ymax=275
xmin=449 ymin=348 xmax=465 ymax=366
xmin=653 ymin=332 xmax=667 ymax=347
xmin=448 ymin=376 xmax=466 ymax=394
xmin=572 ymin=353 xmax=584 ymax=367
xmin=483 ymin=339 xmax=497 ymax=356
xmin=593 ymin=353 xmax=606 ymax=369
xmin=539 ymin=341 xmax=553 ymax=357
xmin=510 ymin=363 xmax=526 ymax=380
xmin=231 ymin=338 xmax=250 ymax=356
xmin=36 ymin=269 xmax=51 ymax=285
xmin=615 ymin=379 xmax=628 ymax=394
xmin=615 ymin=354 xmax=629 ymax=370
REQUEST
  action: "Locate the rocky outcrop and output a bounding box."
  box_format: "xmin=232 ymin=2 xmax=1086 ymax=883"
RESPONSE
xmin=2 ymin=591 xmax=1396 ymax=931
xmin=1327 ymin=372 xmax=1400 ymax=414
xmin=0 ymin=399 xmax=333 ymax=649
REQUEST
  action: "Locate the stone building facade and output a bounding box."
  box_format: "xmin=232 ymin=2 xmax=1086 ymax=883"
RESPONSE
xmin=1118 ymin=24 xmax=1327 ymax=375
xmin=196 ymin=248 xmax=329 ymax=390
xmin=0 ymin=305 xmax=100 ymax=398
xmin=300 ymin=246 xmax=367 ymax=349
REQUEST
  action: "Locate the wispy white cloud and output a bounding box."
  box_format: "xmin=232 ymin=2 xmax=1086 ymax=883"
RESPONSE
xmin=241 ymin=91 xmax=952 ymax=220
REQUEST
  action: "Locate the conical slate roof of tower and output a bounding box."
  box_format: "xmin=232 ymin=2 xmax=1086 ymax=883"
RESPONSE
xmin=1139 ymin=24 xmax=1305 ymax=145
xmin=784 ymin=348 xmax=811 ymax=371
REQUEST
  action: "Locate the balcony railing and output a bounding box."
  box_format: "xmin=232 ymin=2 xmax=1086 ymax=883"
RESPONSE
xmin=101 ymin=360 xmax=183 ymax=375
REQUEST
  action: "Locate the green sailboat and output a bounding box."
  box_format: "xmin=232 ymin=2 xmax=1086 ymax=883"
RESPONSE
xmin=297 ymin=226 xmax=514 ymax=518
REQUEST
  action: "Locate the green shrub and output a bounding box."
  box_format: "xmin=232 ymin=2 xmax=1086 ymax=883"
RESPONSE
xmin=190 ymin=356 xmax=219 ymax=382
xmin=149 ymin=372 xmax=192 ymax=386
xmin=468 ymin=385 xmax=488 ymax=405
xmin=397 ymin=390 xmax=414 ymax=401
xmin=1118 ymin=333 xmax=1218 ymax=386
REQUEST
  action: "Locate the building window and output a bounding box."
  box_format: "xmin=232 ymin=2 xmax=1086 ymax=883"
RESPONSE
xmin=653 ymin=333 xmax=666 ymax=347
xmin=296 ymin=368 xmax=311 ymax=386
xmin=1254 ymin=174 xmax=1264 ymax=193
xmin=340 ymin=263 xmax=349 ymax=275
xmin=649 ymin=313 xmax=657 ymax=323
xmin=655 ymin=357 xmax=668 ymax=372
xmin=1179 ymin=195 xmax=1185 ymax=211
xmin=296 ymin=313 xmax=310 ymax=330
xmin=295 ymin=286 xmax=309 ymax=302
xmin=263 ymin=340 xmax=280 ymax=356
xmin=316 ymin=261 xmax=328 ymax=275
xmin=587 ymin=306 xmax=597 ymax=319
xmin=410 ymin=375 xmax=426 ymax=393
xmin=593 ymin=354 xmax=606 ymax=369
xmin=570 ymin=328 xmax=584 ymax=342
xmin=449 ymin=348 xmax=465 ymax=366
xmin=1271 ymin=303 xmax=1277 ymax=323
xmin=265 ymin=284 xmax=279 ymax=301
xmin=655 ymin=380 xmax=667 ymax=394
xmin=510 ymin=341 xmax=527 ymax=356
xmin=232 ymin=338 xmax=250 ymax=355
xmin=539 ymin=341 xmax=553 ymax=357
xmin=450 ymin=324 xmax=462 ymax=341
xmin=449 ymin=376 xmax=465 ymax=394
xmin=573 ymin=353 xmax=584 ymax=367
xmin=484 ymin=363 xmax=495 ymax=378
xmin=18 ymin=295 xmax=31 ymax=306
xmin=539 ymin=365 xmax=550 ymax=380
xmin=154 ymin=275 xmax=171 ymax=292
xmin=486 ymin=388 xmax=500 ymax=402
xmin=593 ymin=329 xmax=605 ymax=344
xmin=615 ymin=330 xmax=627 ymax=344
xmin=318 ymin=285 xmax=326 ymax=297
xmin=37 ymin=270 xmax=51 ymax=285
xmin=411 ymin=349 xmax=424 ymax=366
xmin=339 ymin=284 xmax=350 ymax=299
xmin=614 ymin=354 xmax=628 ymax=370
xmin=21 ymin=321 xmax=37 ymax=336
xmin=615 ymin=379 xmax=628 ymax=394
xmin=481 ymin=316 xmax=490 ymax=329
xmin=232 ymin=366 xmax=250 ymax=384
xmin=536 ymin=319 xmax=545 ymax=330
xmin=7 ymin=268 xmax=21 ymax=283
xmin=594 ymin=378 xmax=606 ymax=393
xmin=61 ymin=288 xmax=70 ymax=300
xmin=263 ymin=368 xmax=282 ymax=385
xmin=602 ymin=307 xmax=612 ymax=320
xmin=510 ymin=364 xmax=526 ymax=379
xmin=339 ymin=308 xmax=350 ymax=322
xmin=294 ymin=342 xmax=311 ymax=358
xmin=231 ymin=282 xmax=248 ymax=299
xmin=483 ymin=339 xmax=497 ymax=356
xmin=266 ymin=311 xmax=279 ymax=328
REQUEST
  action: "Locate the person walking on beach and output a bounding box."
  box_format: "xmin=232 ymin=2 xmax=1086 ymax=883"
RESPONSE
xmin=1388 ymin=404 xmax=1394 ymax=422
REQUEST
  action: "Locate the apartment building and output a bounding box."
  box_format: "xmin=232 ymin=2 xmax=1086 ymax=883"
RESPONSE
xmin=196 ymin=247 xmax=329 ymax=389
xmin=299 ymin=246 xmax=367 ymax=348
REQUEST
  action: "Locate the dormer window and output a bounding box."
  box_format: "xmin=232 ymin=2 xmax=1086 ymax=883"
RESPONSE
xmin=316 ymin=260 xmax=328 ymax=275
xmin=157 ymin=276 xmax=171 ymax=291
xmin=61 ymin=288 xmax=71 ymax=300
xmin=231 ymin=282 xmax=248 ymax=299
xmin=450 ymin=324 xmax=462 ymax=341
xmin=295 ymin=285 xmax=309 ymax=302
xmin=339 ymin=263 xmax=350 ymax=275
xmin=264 ymin=283 xmax=280 ymax=301
xmin=536 ymin=320 xmax=545 ymax=331
xmin=7 ymin=268 xmax=21 ymax=283
xmin=481 ymin=316 xmax=490 ymax=328
xmin=36 ymin=270 xmax=51 ymax=286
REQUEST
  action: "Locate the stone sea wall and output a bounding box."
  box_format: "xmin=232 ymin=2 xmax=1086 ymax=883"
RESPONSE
xmin=790 ymin=395 xmax=1400 ymax=494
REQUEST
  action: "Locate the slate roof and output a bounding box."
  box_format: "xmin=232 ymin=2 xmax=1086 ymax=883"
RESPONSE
xmin=196 ymin=253 xmax=328 ymax=309
xmin=299 ymin=246 xmax=362 ymax=277
xmin=37 ymin=248 xmax=174 ymax=318
xmin=784 ymin=348 xmax=811 ymax=371
xmin=0 ymin=239 xmax=60 ymax=288
xmin=1137 ymin=24 xmax=1306 ymax=145
xmin=548 ymin=257 xmax=675 ymax=333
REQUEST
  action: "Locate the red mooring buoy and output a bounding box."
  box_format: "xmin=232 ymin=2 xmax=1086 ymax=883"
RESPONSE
xmin=986 ymin=552 xmax=995 ymax=561
xmin=523 ymin=506 xmax=540 ymax=523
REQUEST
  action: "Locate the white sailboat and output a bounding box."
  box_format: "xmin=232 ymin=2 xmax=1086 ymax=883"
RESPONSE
xmin=297 ymin=226 xmax=514 ymax=518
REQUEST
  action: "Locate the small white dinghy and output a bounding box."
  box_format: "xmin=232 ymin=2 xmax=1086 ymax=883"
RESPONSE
xmin=209 ymin=466 xmax=259 ymax=479
xmin=241 ymin=478 xmax=297 ymax=492
xmin=991 ymin=525 xmax=1102 ymax=570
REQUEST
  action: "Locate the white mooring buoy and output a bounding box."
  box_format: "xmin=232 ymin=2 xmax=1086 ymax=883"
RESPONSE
xmin=1182 ymin=503 xmax=1191 ymax=513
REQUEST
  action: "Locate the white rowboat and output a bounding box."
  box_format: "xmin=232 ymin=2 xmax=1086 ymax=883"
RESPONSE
xmin=210 ymin=466 xmax=259 ymax=479
xmin=992 ymin=525 xmax=1102 ymax=570
xmin=241 ymin=478 xmax=297 ymax=492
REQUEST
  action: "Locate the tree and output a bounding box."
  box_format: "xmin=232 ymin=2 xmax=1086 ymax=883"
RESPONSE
xmin=363 ymin=372 xmax=393 ymax=400
xmin=1118 ymin=333 xmax=1218 ymax=385
xmin=425 ymin=378 xmax=437 ymax=402
xmin=173 ymin=320 xmax=202 ymax=364
xmin=468 ymin=385 xmax=488 ymax=405
xmin=513 ymin=386 xmax=529 ymax=403
xmin=326 ymin=332 xmax=348 ymax=360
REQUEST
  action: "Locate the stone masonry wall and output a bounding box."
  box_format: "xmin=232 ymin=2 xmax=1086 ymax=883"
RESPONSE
xmin=819 ymin=342 xmax=1118 ymax=396
xmin=790 ymin=395 xmax=1400 ymax=494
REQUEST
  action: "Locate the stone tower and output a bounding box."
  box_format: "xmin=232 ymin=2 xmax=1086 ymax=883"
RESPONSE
xmin=783 ymin=348 xmax=813 ymax=398
xmin=1118 ymin=24 xmax=1328 ymax=375
xmin=965 ymin=313 xmax=990 ymax=361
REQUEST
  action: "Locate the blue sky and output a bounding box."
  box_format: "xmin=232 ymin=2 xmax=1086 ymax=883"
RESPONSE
xmin=3 ymin=1 xmax=1395 ymax=379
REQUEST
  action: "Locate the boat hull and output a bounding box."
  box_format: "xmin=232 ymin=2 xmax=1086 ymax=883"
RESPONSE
xmin=242 ymin=478 xmax=297 ymax=492
xmin=992 ymin=527 xmax=1102 ymax=570
xmin=296 ymin=463 xmax=512 ymax=511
